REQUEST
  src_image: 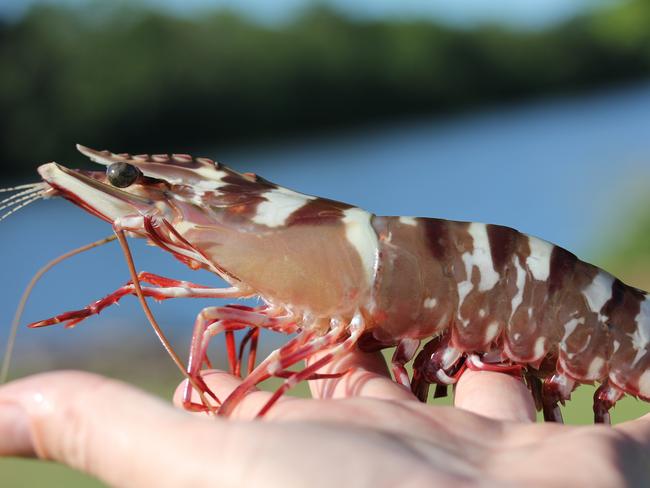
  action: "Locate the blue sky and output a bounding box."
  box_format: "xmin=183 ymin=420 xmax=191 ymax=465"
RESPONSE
xmin=1 ymin=0 xmax=612 ymax=28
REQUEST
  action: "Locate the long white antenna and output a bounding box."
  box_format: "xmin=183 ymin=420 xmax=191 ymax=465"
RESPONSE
xmin=0 ymin=183 xmax=43 ymax=193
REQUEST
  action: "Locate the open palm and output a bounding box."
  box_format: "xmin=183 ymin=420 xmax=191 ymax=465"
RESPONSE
xmin=0 ymin=349 xmax=648 ymax=487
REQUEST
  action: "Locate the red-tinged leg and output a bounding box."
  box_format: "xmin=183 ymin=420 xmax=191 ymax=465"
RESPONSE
xmin=257 ymin=355 xmax=337 ymax=418
xmin=236 ymin=328 xmax=261 ymax=377
xmin=593 ymin=382 xmax=624 ymax=425
xmin=391 ymin=338 xmax=420 ymax=389
xmin=225 ymin=330 xmax=238 ymax=375
xmin=124 ymin=272 xmax=213 ymax=289
xmin=411 ymin=332 xmax=465 ymax=402
xmin=182 ymin=319 xmax=246 ymax=412
xmin=182 ymin=306 xmax=296 ymax=412
xmin=236 ymin=328 xmax=254 ymax=377
xmin=182 ymin=374 xmax=223 ymax=413
xmin=29 ymin=271 xmax=243 ymax=328
xmin=256 ymin=326 xmax=363 ymax=417
xmin=465 ymin=354 xmax=524 ymax=377
xmin=219 ymin=315 xmax=364 ymax=417
xmin=216 ymin=334 xmax=314 ymax=417
xmin=541 ymin=373 xmax=576 ymax=423
xmin=273 ymin=370 xmax=347 ymax=381
xmin=247 ymin=328 xmax=260 ymax=376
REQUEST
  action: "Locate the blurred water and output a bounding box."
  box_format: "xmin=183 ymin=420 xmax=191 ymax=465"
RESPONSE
xmin=1 ymin=82 xmax=649 ymax=372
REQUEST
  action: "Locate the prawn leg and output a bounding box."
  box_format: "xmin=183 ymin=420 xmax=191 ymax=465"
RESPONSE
xmin=255 ymin=325 xmax=363 ymax=418
xmin=236 ymin=328 xmax=260 ymax=377
xmin=29 ymin=271 xmax=243 ymax=328
xmin=213 ymin=333 xmax=317 ymax=416
xmin=391 ymin=338 xmax=420 ymax=389
xmin=182 ymin=306 xmax=297 ymax=412
xmin=466 ymin=354 xmax=524 ymax=376
xmin=411 ymin=332 xmax=466 ymax=402
xmin=541 ymin=373 xmax=576 ymax=423
xmin=593 ymin=382 xmax=624 ymax=425
xmin=218 ymin=314 xmax=364 ymax=417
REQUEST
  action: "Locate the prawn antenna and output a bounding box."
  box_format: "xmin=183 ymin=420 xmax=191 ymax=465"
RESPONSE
xmin=0 ymin=235 xmax=117 ymax=384
xmin=0 ymin=183 xmax=49 ymax=223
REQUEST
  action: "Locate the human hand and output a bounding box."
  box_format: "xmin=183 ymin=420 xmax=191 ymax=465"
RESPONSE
xmin=0 ymin=350 xmax=648 ymax=487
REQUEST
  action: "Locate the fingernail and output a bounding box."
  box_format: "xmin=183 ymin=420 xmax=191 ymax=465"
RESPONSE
xmin=0 ymin=403 xmax=34 ymax=456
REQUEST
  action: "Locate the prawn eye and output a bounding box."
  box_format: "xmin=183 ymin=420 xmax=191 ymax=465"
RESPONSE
xmin=107 ymin=162 xmax=140 ymax=188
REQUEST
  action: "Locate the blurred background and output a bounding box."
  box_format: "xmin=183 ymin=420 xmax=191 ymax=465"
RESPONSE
xmin=2 ymin=0 xmax=650 ymax=485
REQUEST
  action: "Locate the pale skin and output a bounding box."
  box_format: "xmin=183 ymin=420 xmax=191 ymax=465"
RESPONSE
xmin=0 ymin=349 xmax=649 ymax=487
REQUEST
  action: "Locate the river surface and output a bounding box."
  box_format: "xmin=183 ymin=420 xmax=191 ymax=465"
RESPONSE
xmin=1 ymin=81 xmax=649 ymax=371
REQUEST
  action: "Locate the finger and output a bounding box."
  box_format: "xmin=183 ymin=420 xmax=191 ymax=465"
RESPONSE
xmin=0 ymin=371 xmax=231 ymax=487
xmin=616 ymin=413 xmax=650 ymax=445
xmin=173 ymin=369 xmax=297 ymax=419
xmin=453 ymin=370 xmax=536 ymax=423
xmin=307 ymin=349 xmax=417 ymax=402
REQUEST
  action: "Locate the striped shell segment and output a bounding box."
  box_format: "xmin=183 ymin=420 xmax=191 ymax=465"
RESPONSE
xmin=370 ymin=217 xmax=649 ymax=398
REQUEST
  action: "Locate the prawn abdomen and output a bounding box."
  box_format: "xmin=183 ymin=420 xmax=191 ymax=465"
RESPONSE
xmin=370 ymin=215 xmax=650 ymax=397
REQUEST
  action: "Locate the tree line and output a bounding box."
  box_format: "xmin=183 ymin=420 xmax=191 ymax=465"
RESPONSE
xmin=2 ymin=1 xmax=650 ymax=175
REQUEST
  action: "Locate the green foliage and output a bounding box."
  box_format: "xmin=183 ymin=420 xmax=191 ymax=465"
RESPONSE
xmin=601 ymin=201 xmax=650 ymax=291
xmin=0 ymin=458 xmax=104 ymax=488
xmin=2 ymin=1 xmax=650 ymax=175
xmin=614 ymin=212 xmax=650 ymax=265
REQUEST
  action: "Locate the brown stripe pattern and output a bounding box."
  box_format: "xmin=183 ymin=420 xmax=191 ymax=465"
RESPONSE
xmin=369 ymin=216 xmax=650 ymax=397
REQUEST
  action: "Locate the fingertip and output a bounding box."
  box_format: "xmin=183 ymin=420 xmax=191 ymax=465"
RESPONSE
xmin=454 ymin=370 xmax=536 ymax=423
xmin=307 ymin=350 xmax=417 ymax=402
xmin=0 ymin=371 xmax=185 ymax=466
xmin=173 ymin=369 xmax=245 ymax=409
xmin=0 ymin=371 xmax=117 ymax=458
xmin=175 ymin=370 xmax=294 ymax=419
xmin=616 ymin=412 xmax=650 ymax=445
xmin=0 ymin=402 xmax=36 ymax=457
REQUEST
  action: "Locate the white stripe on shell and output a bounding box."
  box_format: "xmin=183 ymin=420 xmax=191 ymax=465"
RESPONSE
xmin=586 ymin=356 xmax=605 ymax=380
xmin=457 ymin=279 xmax=473 ymax=302
xmin=533 ymin=336 xmax=546 ymax=360
xmin=190 ymin=167 xmax=229 ymax=191
xmin=484 ymin=322 xmax=500 ymax=343
xmin=510 ymin=256 xmax=526 ymax=318
xmin=466 ymin=223 xmax=500 ymax=292
xmin=560 ymin=317 xmax=584 ymax=352
xmin=582 ymin=271 xmax=615 ymax=319
xmin=398 ymin=216 xmax=418 ymax=226
xmin=131 ymin=159 xmax=228 ymax=192
xmin=629 ymin=297 xmax=650 ymax=367
xmin=629 ymin=328 xmax=648 ymax=367
xmin=457 ymin=223 xmax=502 ymax=318
xmin=342 ymin=207 xmax=380 ymax=286
xmin=633 ymin=296 xmax=650 ymax=347
xmin=525 ymin=236 xmax=554 ymax=281
xmin=423 ymin=297 xmax=438 ymax=309
xmin=252 ymin=187 xmax=316 ymax=228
